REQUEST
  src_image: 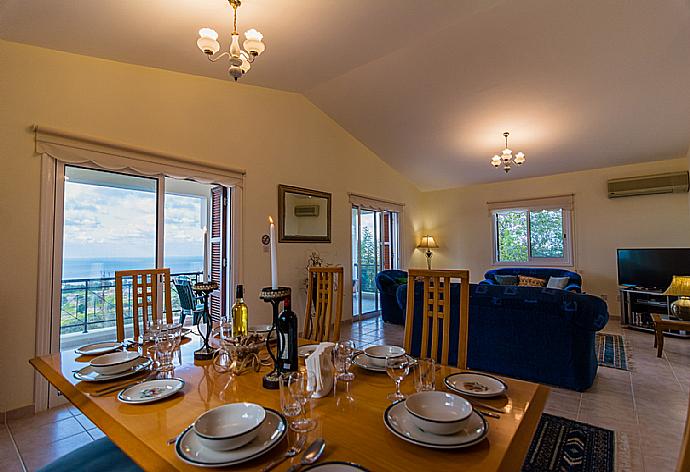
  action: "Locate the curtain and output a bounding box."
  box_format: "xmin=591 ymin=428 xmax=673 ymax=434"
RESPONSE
xmin=348 ymin=192 xmax=404 ymax=213
xmin=487 ymin=194 xmax=574 ymax=213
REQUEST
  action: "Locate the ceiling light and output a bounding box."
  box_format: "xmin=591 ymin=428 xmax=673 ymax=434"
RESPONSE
xmin=196 ymin=0 xmax=266 ymax=81
xmin=491 ymin=132 xmax=526 ymax=173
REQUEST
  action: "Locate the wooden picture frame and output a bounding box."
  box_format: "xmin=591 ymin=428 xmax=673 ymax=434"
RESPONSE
xmin=278 ymin=185 xmax=331 ymax=243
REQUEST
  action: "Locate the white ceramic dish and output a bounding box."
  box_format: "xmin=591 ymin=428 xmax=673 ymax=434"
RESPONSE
xmin=193 ymin=403 xmax=266 ymax=451
xmin=363 ymin=345 xmax=406 ymax=367
xmin=175 ymin=408 xmax=286 ymax=467
xmin=404 ymin=391 xmax=472 ymax=435
xmin=444 ymin=372 xmax=508 ymax=398
xmin=75 ymin=341 xmax=123 ymax=356
xmin=352 ymin=352 xmax=416 ymax=372
xmin=298 ymin=344 xmax=319 ymax=359
xmin=89 ymin=351 xmax=142 ymax=375
xmin=248 ymin=324 xmax=272 ymax=334
xmin=303 ymin=463 xmax=370 ymax=471
xmin=384 ymin=401 xmax=488 ymax=449
xmin=74 ymin=357 xmax=152 ymax=382
xmin=117 ymin=378 xmax=185 ymax=404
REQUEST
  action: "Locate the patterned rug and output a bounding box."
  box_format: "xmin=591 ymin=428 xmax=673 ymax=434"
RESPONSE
xmin=595 ymin=333 xmax=630 ymax=371
xmin=523 ymin=414 xmax=615 ymax=471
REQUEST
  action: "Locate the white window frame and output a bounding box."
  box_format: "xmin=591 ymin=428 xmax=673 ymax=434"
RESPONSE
xmin=489 ymin=195 xmax=574 ymax=267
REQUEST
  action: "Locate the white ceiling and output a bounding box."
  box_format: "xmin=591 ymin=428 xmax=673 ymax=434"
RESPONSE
xmin=2 ymin=0 xmax=689 ymax=189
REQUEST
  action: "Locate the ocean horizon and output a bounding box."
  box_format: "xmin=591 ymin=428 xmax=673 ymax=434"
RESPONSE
xmin=62 ymin=256 xmax=203 ymax=280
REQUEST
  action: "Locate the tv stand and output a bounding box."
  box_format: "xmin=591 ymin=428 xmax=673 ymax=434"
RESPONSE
xmin=619 ymin=287 xmax=690 ymax=338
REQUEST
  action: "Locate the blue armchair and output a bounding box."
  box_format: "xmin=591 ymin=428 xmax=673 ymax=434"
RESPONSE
xmin=375 ymin=270 xmax=408 ymax=325
xmin=480 ymin=268 xmax=582 ymax=293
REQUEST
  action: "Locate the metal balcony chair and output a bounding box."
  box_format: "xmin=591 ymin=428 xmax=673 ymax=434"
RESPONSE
xmin=173 ymin=276 xmax=205 ymax=326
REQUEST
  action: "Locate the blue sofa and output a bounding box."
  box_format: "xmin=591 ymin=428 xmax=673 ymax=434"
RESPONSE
xmin=397 ymin=282 xmax=608 ymax=391
xmin=375 ymin=270 xmax=408 ymax=324
xmin=480 ymin=268 xmax=582 ymax=293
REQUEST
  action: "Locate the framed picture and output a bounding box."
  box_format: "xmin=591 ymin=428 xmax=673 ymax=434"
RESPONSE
xmin=278 ymin=185 xmax=331 ymax=243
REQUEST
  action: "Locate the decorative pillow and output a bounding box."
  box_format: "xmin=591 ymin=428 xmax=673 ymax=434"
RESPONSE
xmin=518 ymin=275 xmax=547 ymax=287
xmin=547 ymin=276 xmax=570 ymax=289
xmin=495 ymin=274 xmax=519 ymax=286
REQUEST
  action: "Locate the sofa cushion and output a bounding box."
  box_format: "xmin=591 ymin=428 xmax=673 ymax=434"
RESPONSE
xmin=547 ymin=276 xmax=570 ymax=289
xmin=518 ymin=275 xmax=546 ymax=287
xmin=495 ymin=274 xmax=518 ymax=286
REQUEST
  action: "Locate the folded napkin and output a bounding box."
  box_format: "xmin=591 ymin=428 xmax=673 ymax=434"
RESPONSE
xmin=305 ymin=342 xmax=335 ymax=398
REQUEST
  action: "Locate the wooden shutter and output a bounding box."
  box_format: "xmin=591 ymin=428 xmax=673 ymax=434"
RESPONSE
xmin=210 ymin=185 xmax=228 ymax=322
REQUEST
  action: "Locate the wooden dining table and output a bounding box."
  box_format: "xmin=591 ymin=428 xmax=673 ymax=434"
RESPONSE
xmin=30 ymin=334 xmax=549 ymax=471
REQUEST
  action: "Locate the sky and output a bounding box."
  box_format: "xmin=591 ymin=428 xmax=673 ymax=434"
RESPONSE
xmin=63 ymin=182 xmax=205 ymax=259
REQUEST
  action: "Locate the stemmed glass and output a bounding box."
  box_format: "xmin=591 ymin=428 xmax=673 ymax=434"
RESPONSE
xmin=334 ymin=340 xmax=356 ymax=381
xmin=287 ymin=371 xmax=317 ymax=432
xmin=386 ymin=355 xmax=410 ymax=402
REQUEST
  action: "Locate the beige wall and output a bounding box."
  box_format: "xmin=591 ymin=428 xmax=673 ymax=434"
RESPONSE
xmin=418 ymin=158 xmax=690 ymax=312
xmin=0 ymin=40 xmax=425 ymax=412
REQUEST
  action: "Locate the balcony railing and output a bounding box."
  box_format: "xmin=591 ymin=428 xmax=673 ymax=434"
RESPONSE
xmin=60 ymin=271 xmax=202 ymax=336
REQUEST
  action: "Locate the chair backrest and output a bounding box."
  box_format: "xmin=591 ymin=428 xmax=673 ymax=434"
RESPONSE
xmin=303 ymin=267 xmax=344 ymax=342
xmin=679 ymin=392 xmax=690 ymax=471
xmin=173 ymin=277 xmax=195 ymax=311
xmin=115 ymin=268 xmax=173 ymax=342
xmin=403 ymin=269 xmax=470 ymax=369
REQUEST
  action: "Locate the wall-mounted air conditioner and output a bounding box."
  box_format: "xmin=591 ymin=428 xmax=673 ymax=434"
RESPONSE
xmin=607 ymin=171 xmax=689 ymax=198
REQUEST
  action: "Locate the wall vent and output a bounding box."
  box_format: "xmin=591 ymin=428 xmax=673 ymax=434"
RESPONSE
xmin=607 ymin=171 xmax=689 ymax=198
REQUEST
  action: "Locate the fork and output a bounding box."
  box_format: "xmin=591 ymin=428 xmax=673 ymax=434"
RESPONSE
xmin=260 ymin=434 xmax=307 ymax=471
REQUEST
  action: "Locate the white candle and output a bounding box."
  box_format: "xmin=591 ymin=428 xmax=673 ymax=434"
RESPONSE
xmin=202 ymin=226 xmax=209 ymax=282
xmin=269 ymin=216 xmax=278 ymax=289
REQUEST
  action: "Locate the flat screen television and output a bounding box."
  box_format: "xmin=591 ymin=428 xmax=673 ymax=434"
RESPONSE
xmin=617 ymin=248 xmax=690 ymax=290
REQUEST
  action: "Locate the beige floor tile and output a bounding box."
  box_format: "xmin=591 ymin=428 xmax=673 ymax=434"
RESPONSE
xmin=74 ymin=414 xmax=97 ymax=431
xmin=20 ymin=431 xmax=92 ymax=472
xmin=11 ymin=417 xmax=85 ymax=454
xmin=7 ymin=406 xmax=73 ymax=434
xmin=87 ymin=428 xmax=106 ymax=440
xmin=0 ymin=425 xmax=24 ymax=472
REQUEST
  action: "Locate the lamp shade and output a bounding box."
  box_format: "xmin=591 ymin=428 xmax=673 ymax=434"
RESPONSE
xmin=418 ymin=235 xmax=438 ymax=249
xmin=662 ymin=275 xmax=690 ymax=296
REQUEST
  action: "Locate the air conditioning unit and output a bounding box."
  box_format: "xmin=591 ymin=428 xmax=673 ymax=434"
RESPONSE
xmin=607 ymin=171 xmax=689 ymax=198
xmin=294 ymin=205 xmax=320 ymax=217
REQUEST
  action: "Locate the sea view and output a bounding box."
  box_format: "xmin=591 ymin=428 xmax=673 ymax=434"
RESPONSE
xmin=62 ymin=256 xmax=203 ymax=280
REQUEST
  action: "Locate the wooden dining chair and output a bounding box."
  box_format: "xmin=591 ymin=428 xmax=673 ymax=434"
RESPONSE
xmin=115 ymin=268 xmax=173 ymax=342
xmin=303 ymin=266 xmax=344 ymax=342
xmin=678 ymin=393 xmax=690 ymax=471
xmin=403 ymin=269 xmax=470 ymax=369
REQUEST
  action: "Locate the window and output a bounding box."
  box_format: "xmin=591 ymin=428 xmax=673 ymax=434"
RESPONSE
xmin=490 ymin=196 xmax=573 ymax=266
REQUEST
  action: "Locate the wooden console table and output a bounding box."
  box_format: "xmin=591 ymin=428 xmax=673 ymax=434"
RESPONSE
xmin=652 ymin=314 xmax=690 ymax=357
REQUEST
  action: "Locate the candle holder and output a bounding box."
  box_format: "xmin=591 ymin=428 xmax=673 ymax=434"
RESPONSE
xmin=259 ymin=286 xmax=291 ymax=389
xmin=192 ymin=281 xmax=219 ymax=361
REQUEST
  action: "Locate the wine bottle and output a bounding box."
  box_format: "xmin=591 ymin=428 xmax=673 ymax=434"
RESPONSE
xmin=231 ymin=285 xmax=248 ymax=337
xmin=277 ymin=297 xmax=298 ymax=372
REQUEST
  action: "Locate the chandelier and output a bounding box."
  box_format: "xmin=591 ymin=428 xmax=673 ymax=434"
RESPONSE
xmin=196 ymin=0 xmax=266 ymax=81
xmin=490 ymin=132 xmax=525 ymax=173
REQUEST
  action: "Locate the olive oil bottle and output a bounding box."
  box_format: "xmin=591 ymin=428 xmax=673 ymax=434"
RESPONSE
xmin=231 ymin=285 xmax=249 ymax=337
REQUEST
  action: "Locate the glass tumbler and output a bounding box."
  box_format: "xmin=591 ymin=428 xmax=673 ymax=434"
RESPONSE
xmin=414 ymin=358 xmax=436 ymax=392
xmin=154 ymin=324 xmax=177 ymax=372
xmin=334 ymin=340 xmax=356 ymax=381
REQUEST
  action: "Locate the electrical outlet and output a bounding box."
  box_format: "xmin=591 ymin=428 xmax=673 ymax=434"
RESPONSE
xmin=600 ymin=294 xmax=608 ymax=302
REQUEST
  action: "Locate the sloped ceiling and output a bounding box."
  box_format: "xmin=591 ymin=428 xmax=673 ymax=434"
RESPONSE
xmin=1 ymin=0 xmax=689 ymax=189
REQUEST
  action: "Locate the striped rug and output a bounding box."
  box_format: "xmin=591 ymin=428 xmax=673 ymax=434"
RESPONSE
xmin=595 ymin=333 xmax=630 ymax=371
xmin=523 ymin=414 xmax=614 ymax=471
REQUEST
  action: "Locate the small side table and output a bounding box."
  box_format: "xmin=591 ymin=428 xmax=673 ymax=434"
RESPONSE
xmin=651 ymin=314 xmax=690 ymax=357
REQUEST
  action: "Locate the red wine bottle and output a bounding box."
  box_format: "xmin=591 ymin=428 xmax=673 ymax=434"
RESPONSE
xmin=277 ymin=297 xmax=298 ymax=372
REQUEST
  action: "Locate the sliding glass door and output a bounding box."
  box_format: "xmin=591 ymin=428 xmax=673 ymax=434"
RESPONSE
xmin=352 ymin=206 xmax=400 ymax=318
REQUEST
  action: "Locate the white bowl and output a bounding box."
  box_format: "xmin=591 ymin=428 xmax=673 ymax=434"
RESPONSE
xmin=89 ymin=351 xmax=142 ymax=375
xmin=404 ymin=391 xmax=473 ymax=435
xmin=193 ymin=403 xmax=266 ymax=451
xmin=364 ymin=345 xmax=406 ymax=367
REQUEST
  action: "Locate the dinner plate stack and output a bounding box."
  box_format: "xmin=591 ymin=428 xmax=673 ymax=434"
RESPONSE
xmin=175 ymin=407 xmax=287 ymax=468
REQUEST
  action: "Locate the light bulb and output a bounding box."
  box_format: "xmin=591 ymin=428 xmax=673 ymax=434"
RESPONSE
xmin=491 ymin=160 xmax=501 ymax=168
xmin=502 ymin=148 xmax=512 ymax=155
xmin=514 ymin=153 xmax=525 ymax=165
xmin=491 ymin=155 xmax=501 ymax=162
xmin=197 ymin=28 xmax=220 ymax=54
xmin=243 ymin=28 xmax=266 ymax=56
xmin=515 ymin=152 xmax=525 ymax=158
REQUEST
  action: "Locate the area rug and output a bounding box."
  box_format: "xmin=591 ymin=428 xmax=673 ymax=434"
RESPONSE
xmin=595 ymin=333 xmax=630 ymax=371
xmin=522 ymin=413 xmax=615 ymax=472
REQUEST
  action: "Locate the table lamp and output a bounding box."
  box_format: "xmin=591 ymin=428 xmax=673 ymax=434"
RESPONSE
xmin=662 ymin=275 xmax=690 ymax=321
xmin=417 ymin=235 xmax=439 ymax=270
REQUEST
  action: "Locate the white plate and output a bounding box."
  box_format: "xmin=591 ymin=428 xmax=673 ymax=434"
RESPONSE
xmin=75 ymin=342 xmax=123 ymax=356
xmin=384 ymin=401 xmax=488 ymax=449
xmin=444 ymin=372 xmax=508 ymax=398
xmin=248 ymin=324 xmax=273 ymax=334
xmin=175 ymin=408 xmax=287 ymax=467
xmin=117 ymin=378 xmax=185 ymax=404
xmin=298 ymin=344 xmax=319 ymax=359
xmin=303 ymin=462 xmax=370 ymax=471
xmin=74 ymin=357 xmax=152 ymax=382
xmin=352 ymin=352 xmax=416 ymax=372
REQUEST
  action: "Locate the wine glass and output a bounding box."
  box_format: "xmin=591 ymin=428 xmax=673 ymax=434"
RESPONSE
xmin=288 ymin=371 xmax=317 ymax=432
xmin=334 ymin=340 xmax=356 ymax=381
xmin=279 ymin=372 xmax=302 ymax=422
xmin=386 ymin=355 xmax=410 ymax=402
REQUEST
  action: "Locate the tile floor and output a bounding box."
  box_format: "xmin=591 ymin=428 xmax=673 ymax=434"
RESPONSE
xmin=2 ymin=315 xmax=687 ymax=471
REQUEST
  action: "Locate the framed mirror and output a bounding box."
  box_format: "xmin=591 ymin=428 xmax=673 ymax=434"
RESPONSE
xmin=278 ymin=185 xmax=331 ymax=243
